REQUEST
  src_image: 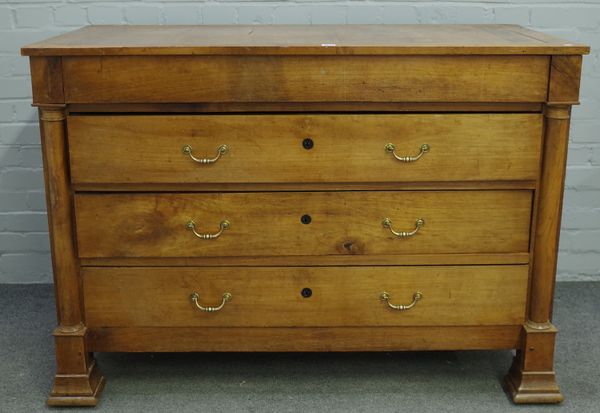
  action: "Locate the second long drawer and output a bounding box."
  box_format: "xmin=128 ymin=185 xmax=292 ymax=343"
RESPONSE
xmin=74 ymin=190 xmax=532 ymax=258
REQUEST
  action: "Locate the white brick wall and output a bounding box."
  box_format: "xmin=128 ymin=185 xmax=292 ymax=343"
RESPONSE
xmin=0 ymin=1 xmax=599 ymax=283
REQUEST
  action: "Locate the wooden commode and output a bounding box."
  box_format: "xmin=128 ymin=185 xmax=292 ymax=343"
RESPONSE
xmin=21 ymin=25 xmax=589 ymax=406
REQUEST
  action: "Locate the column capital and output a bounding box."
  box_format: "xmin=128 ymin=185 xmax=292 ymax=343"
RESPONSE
xmin=543 ymin=104 xmax=571 ymax=120
xmin=39 ymin=106 xmax=66 ymax=121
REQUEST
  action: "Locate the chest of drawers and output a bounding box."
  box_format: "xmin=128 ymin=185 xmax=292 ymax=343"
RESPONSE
xmin=22 ymin=25 xmax=588 ymax=406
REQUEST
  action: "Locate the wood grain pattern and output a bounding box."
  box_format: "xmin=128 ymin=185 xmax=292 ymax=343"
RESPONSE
xmin=62 ymin=55 xmax=550 ymax=103
xmin=87 ymin=326 xmax=522 ymax=352
xmin=68 ymin=114 xmax=543 ymax=185
xmin=74 ymin=191 xmax=533 ymax=258
xmin=82 ymin=265 xmax=529 ymax=328
xmin=21 ymin=25 xmax=589 ymax=56
xmin=548 ymin=55 xmax=583 ymax=104
xmin=30 ymin=57 xmax=64 ymax=105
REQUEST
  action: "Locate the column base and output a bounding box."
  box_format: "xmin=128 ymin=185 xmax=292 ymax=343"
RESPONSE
xmin=47 ymin=360 xmax=106 ymax=407
xmin=503 ymin=322 xmax=563 ymax=404
xmin=504 ymin=368 xmax=564 ymax=404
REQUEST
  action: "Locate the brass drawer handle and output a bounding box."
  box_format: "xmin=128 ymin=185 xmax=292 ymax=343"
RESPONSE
xmin=380 ymin=291 xmax=423 ymax=311
xmin=182 ymin=144 xmax=228 ymax=164
xmin=190 ymin=292 xmax=232 ymax=312
xmin=186 ymin=220 xmax=230 ymax=239
xmin=382 ymin=218 xmax=424 ymax=238
xmin=385 ymin=143 xmax=430 ymax=162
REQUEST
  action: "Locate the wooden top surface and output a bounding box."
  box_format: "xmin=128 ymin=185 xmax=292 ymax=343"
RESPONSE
xmin=21 ymin=25 xmax=589 ymax=56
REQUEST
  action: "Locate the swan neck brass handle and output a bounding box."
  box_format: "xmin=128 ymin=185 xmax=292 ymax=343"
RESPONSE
xmin=385 ymin=143 xmax=430 ymax=162
xmin=382 ymin=218 xmax=424 ymax=238
xmin=380 ymin=291 xmax=423 ymax=311
xmin=182 ymin=144 xmax=228 ymax=164
xmin=190 ymin=292 xmax=232 ymax=313
xmin=187 ymin=220 xmax=230 ymax=239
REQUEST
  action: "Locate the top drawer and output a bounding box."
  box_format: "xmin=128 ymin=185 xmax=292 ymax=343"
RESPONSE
xmin=68 ymin=114 xmax=542 ymax=185
xmin=61 ymin=55 xmax=549 ymax=103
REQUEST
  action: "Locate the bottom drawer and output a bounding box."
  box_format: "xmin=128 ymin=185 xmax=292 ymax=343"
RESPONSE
xmin=82 ymin=266 xmax=528 ymax=328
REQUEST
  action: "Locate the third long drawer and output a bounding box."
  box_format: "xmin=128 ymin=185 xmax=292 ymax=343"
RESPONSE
xmin=74 ymin=190 xmax=532 ymax=258
xmin=82 ymin=265 xmax=528 ymax=327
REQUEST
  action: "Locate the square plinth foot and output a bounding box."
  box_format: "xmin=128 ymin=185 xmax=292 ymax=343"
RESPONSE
xmin=47 ymin=360 xmax=106 ymax=407
xmin=504 ymin=366 xmax=564 ymax=404
xmin=503 ymin=322 xmax=564 ymax=404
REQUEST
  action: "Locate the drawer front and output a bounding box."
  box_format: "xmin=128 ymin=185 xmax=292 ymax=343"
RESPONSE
xmin=82 ymin=265 xmax=528 ymax=327
xmin=74 ymin=191 xmax=532 ymax=258
xmin=68 ymin=114 xmax=542 ymax=185
xmin=62 ymin=55 xmax=549 ymax=103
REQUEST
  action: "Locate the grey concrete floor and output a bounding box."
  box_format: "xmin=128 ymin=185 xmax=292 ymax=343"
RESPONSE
xmin=0 ymin=282 xmax=599 ymax=412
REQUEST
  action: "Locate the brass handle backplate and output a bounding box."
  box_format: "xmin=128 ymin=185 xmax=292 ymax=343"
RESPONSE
xmin=380 ymin=291 xmax=423 ymax=311
xmin=187 ymin=220 xmax=230 ymax=239
xmin=385 ymin=143 xmax=430 ymax=162
xmin=190 ymin=292 xmax=232 ymax=312
xmin=182 ymin=144 xmax=228 ymax=164
xmin=382 ymin=218 xmax=424 ymax=238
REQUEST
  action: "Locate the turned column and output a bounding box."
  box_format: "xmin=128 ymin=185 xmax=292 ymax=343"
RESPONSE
xmin=505 ymin=55 xmax=583 ymax=404
xmin=529 ymin=104 xmax=572 ymax=326
xmin=39 ymin=106 xmax=105 ymax=406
